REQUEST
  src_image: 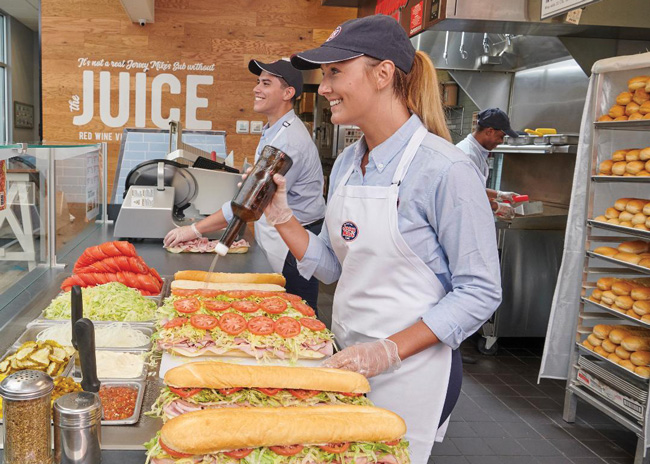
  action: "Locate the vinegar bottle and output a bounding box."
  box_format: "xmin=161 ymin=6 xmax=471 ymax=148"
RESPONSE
xmin=215 ymin=145 xmax=293 ymax=255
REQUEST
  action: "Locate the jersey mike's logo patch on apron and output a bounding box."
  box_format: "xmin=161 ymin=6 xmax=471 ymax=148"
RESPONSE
xmin=341 ymin=221 xmax=358 ymax=241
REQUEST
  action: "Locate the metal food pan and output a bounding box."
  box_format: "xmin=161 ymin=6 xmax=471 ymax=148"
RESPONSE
xmin=99 ymin=380 xmax=146 ymax=426
xmin=16 ymin=322 xmax=153 ymax=351
xmin=0 ymin=343 xmax=75 ymax=378
xmin=547 ymin=134 xmax=579 ymax=145
xmin=73 ymin=350 xmax=149 ymax=382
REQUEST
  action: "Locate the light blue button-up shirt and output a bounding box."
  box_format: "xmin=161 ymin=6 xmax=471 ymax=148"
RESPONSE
xmin=222 ymin=110 xmax=326 ymax=224
xmin=456 ymin=133 xmax=489 ymax=185
xmin=298 ymin=115 xmax=502 ymax=350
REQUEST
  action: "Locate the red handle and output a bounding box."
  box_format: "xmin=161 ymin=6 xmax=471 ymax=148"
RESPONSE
xmin=513 ymin=194 xmax=529 ymax=202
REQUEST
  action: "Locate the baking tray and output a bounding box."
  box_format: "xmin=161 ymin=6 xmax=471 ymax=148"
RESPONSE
xmin=73 ymin=350 xmax=149 ymax=382
xmin=99 ymin=380 xmax=147 ymax=426
xmin=547 ymin=134 xmax=579 ymax=145
xmin=586 ymin=251 xmax=650 ymax=275
xmin=0 ymin=343 xmax=75 ymax=378
xmin=588 ymin=220 xmax=650 ymax=241
xmin=591 ymin=175 xmax=650 ymax=183
xmin=594 ymin=120 xmax=650 ymax=131
xmin=581 ymin=297 xmax=649 ymax=328
xmin=15 ymin=322 xmax=153 ymax=351
xmin=576 ymin=342 xmax=648 ymax=382
xmin=505 ymin=134 xmax=539 ymax=145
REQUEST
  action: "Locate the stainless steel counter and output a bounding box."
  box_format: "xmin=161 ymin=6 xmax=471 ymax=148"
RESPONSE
xmin=0 ymin=224 xmax=272 ymax=463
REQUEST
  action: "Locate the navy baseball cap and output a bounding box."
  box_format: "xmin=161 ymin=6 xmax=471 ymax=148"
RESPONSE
xmin=478 ymin=108 xmax=518 ymax=138
xmin=291 ymin=15 xmax=416 ymax=74
xmin=248 ymin=59 xmax=303 ymax=98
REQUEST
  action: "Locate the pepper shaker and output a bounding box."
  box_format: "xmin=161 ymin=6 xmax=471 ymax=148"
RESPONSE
xmin=53 ymin=392 xmax=102 ymax=464
xmin=0 ymin=370 xmax=54 ymax=464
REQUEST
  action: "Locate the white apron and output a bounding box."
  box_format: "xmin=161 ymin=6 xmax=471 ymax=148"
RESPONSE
xmin=327 ymin=126 xmax=452 ymax=464
xmin=254 ymin=118 xmax=294 ymax=273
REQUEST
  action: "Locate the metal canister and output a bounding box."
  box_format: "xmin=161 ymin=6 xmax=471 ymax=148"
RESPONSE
xmin=53 ymin=391 xmax=102 ymax=464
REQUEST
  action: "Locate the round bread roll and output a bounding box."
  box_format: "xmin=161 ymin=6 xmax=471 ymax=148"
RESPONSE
xmin=640 ymin=258 xmax=650 ymax=268
xmin=643 ymin=314 xmax=650 ymax=323
xmin=645 ymin=113 xmax=650 ymax=120
xmin=634 ymin=88 xmax=650 ymax=105
xmin=598 ymin=115 xmax=614 ymax=122
xmin=594 ymin=246 xmax=618 ymax=257
xmin=593 ymin=324 xmax=613 ymax=339
xmin=647 ymin=160 xmax=650 ymax=172
xmin=634 ymin=301 xmax=650 ymax=317
xmin=594 ymin=215 xmax=607 ymax=222
xmin=619 ymin=359 xmax=636 ymax=371
xmin=581 ymin=339 xmax=594 ymax=351
xmin=619 ymin=211 xmax=635 ymax=222
xmin=616 ymin=92 xmax=633 ymax=105
xmin=587 ymin=333 xmax=603 ymax=347
xmin=644 ymin=202 xmax=650 ymax=215
xmin=615 ymin=198 xmax=634 ymax=211
xmin=589 ymin=295 xmax=601 ymax=303
xmin=615 ymin=296 xmax=635 ymax=310
xmin=607 ymin=218 xmax=621 ymax=225
xmin=602 ymin=339 xmax=618 ymax=353
xmin=647 ymin=81 xmax=650 ymax=93
xmin=641 ymin=101 xmax=650 ymax=115
xmin=612 ymin=280 xmax=636 ymax=295
xmin=627 ymin=309 xmax=642 ymax=319
xmin=632 ymin=213 xmax=648 ymax=225
xmin=594 ymin=345 xmax=608 ymax=357
xmin=608 ymin=353 xmax=622 ymax=363
xmin=640 ymin=253 xmax=650 ymax=258
xmin=601 ymin=290 xmax=617 ymax=306
xmin=613 ymin=252 xmax=642 ymax=265
xmin=619 ymin=240 xmax=649 ymax=254
xmin=609 ymin=328 xmax=632 ymax=343
xmin=631 ymin=351 xmax=650 ymax=366
xmin=615 ymin=116 xmax=629 ymax=121
xmin=627 ymin=161 xmax=646 ymax=175
xmin=615 ymin=345 xmax=631 ymax=359
xmin=609 ymin=105 xmax=626 ymax=118
xmin=621 ymin=221 xmax=633 ymax=227
xmin=629 ymin=112 xmax=644 ymax=121
xmin=591 ymin=288 xmax=603 ymax=300
xmin=605 ymin=207 xmax=621 ymax=219
xmin=598 ymin=159 xmax=613 ymax=175
xmin=626 ymin=102 xmax=640 ymax=116
xmin=611 ymin=162 xmax=627 ymax=176
xmin=627 ymin=200 xmax=647 ymax=214
xmin=613 ymin=150 xmax=629 ymax=161
xmin=636 ymin=366 xmax=650 ymax=378
xmin=638 ymin=149 xmax=649 ymax=161
xmin=597 ymin=277 xmax=617 ymax=291
xmin=622 ymin=336 xmax=650 ymax=351
xmin=626 ymin=149 xmax=642 ymax=161
xmin=629 ymin=76 xmax=649 ymax=91
xmin=623 ymin=173 xmax=635 ymax=177
xmin=632 ymin=288 xmax=650 ymax=300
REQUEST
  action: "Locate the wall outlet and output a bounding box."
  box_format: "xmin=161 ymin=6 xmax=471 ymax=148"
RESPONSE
xmin=236 ymin=120 xmax=250 ymax=134
xmin=250 ymin=121 xmax=263 ymax=134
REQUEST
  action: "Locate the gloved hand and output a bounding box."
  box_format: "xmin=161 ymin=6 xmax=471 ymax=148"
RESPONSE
xmin=496 ymin=191 xmax=518 ymax=203
xmin=494 ymin=202 xmax=516 ymax=220
xmin=321 ymin=339 xmax=401 ymax=378
xmin=264 ymin=174 xmax=293 ymax=226
xmin=163 ymin=224 xmax=201 ymax=247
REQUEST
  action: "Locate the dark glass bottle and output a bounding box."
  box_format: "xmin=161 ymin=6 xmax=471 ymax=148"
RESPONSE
xmin=217 ymin=145 xmax=293 ymax=253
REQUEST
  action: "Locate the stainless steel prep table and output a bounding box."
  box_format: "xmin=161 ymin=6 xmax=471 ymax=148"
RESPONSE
xmin=0 ymin=224 xmax=272 ymax=462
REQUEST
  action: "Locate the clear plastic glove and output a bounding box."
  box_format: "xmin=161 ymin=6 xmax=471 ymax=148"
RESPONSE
xmin=163 ymin=223 xmax=201 ymax=247
xmin=321 ymin=339 xmax=401 ymax=378
xmin=494 ymin=202 xmax=516 ymax=220
xmin=496 ymin=190 xmax=518 ymax=203
xmin=264 ymin=173 xmax=293 ymax=226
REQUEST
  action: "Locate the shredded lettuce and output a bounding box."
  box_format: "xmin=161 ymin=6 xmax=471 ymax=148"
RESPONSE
xmin=44 ymin=282 xmax=157 ymax=321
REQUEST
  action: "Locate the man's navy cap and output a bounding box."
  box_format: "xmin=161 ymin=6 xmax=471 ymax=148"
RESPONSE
xmin=291 ymin=15 xmax=416 ymax=74
xmin=248 ymin=59 xmax=303 ymax=98
xmin=478 ymin=108 xmax=518 ymax=138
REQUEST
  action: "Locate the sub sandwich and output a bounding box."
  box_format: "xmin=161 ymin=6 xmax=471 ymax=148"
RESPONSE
xmin=149 ymin=362 xmax=372 ymax=420
xmin=145 ymin=406 xmax=409 ymax=464
xmin=155 ymin=288 xmax=334 ymax=361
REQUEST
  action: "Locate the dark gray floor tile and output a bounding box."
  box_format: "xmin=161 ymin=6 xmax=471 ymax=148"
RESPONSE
xmin=499 ymin=396 xmax=537 ymax=410
xmin=578 ymin=439 xmax=631 ymax=458
xmin=501 ymin=421 xmax=542 ymax=439
xmin=505 ymin=348 xmax=539 ymax=357
xmin=484 ymin=405 xmax=524 ymax=422
xmin=461 ymin=382 xmax=492 ymax=396
xmin=470 ymin=374 xmax=506 ymax=385
xmin=526 ymin=397 xmax=561 ymax=410
xmin=548 ymin=438 xmax=597 ymax=457
xmin=606 ymin=458 xmax=635 ymax=464
xmin=511 ymin=383 xmax=549 ymax=398
xmin=451 ymin=437 xmax=495 ymax=456
xmin=459 ymin=408 xmax=494 ymax=422
xmin=535 ymin=457 xmax=574 ymax=464
xmin=512 ymin=409 xmax=556 ymax=426
xmin=500 ymin=374 xmax=533 ymax=386
xmin=445 ymin=421 xmax=477 ymax=438
xmin=467 ymin=457 xmax=531 ymax=464
xmin=484 ymin=437 xmax=528 ymax=456
xmin=468 ymin=421 xmax=508 ymax=438
xmin=561 ymin=424 xmax=605 ymax=441
xmin=529 ymin=423 xmax=572 ymax=439
xmin=569 ymin=458 xmax=607 ymax=464
xmin=516 ymin=438 xmax=561 ymax=456
xmin=428 ymin=456 xmax=470 ymax=464
xmin=484 ymin=383 xmax=521 ymax=397
xmin=429 ymin=439 xmax=461 ymax=456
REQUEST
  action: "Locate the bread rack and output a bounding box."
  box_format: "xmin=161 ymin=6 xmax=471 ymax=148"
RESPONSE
xmin=562 ymin=64 xmax=650 ymax=464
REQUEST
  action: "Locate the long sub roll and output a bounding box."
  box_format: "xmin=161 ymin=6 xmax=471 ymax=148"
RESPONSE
xmin=174 ymin=270 xmax=286 ymax=286
xmin=171 ymin=279 xmax=285 ymax=293
xmin=148 ymin=406 xmax=409 ymax=463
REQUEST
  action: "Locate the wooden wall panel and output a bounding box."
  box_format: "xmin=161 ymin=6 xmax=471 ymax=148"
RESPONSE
xmin=41 ymin=0 xmax=356 ymax=195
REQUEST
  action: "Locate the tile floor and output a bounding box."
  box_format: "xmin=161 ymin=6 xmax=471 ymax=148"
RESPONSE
xmin=316 ymin=283 xmax=641 ymax=464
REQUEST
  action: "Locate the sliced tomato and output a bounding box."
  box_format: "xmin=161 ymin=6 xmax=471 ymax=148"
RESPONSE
xmin=319 ymin=443 xmax=350 ymax=454
xmin=251 ymin=290 xmax=275 ymax=298
xmin=275 ymin=317 xmax=302 ymax=338
xmin=226 ymin=290 xmax=252 ymax=299
xmin=233 ymin=300 xmax=260 ymax=313
xmin=248 ymin=316 xmax=275 ymax=335
xmin=339 ymin=392 xmax=362 ymax=397
xmin=289 ymin=389 xmax=320 ymax=399
xmin=269 ymin=444 xmax=304 ymax=456
xmin=384 ymin=440 xmax=400 ymax=446
xmin=219 ymin=313 xmax=247 ymax=335
xmin=168 ymin=386 xmax=203 ymax=398
xmin=174 ymin=298 xmax=201 ymax=314
xmin=163 ymin=317 xmax=188 ymax=329
xmin=198 ymin=289 xmax=223 ymax=298
xmin=279 ymin=293 xmax=303 ymax=303
xmin=218 ymin=387 xmax=243 ymax=395
xmin=203 ymin=300 xmax=231 ymax=312
xmin=260 ymin=297 xmax=288 ymax=314
xmin=171 ymin=288 xmax=199 ymax=297
xmin=292 ymin=301 xmax=315 ymax=317
xmin=160 ymin=438 xmax=192 ymax=458
xmin=190 ymin=314 xmax=219 ymax=330
xmin=300 ymin=318 xmax=326 ymax=331
xmin=257 ymin=387 xmax=281 ymax=396
xmin=223 ymin=448 xmax=253 ymax=459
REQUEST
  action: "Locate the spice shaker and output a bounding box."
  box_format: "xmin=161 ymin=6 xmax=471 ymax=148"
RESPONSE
xmin=0 ymin=370 xmax=54 ymax=464
xmin=53 ymin=392 xmax=102 ymax=464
